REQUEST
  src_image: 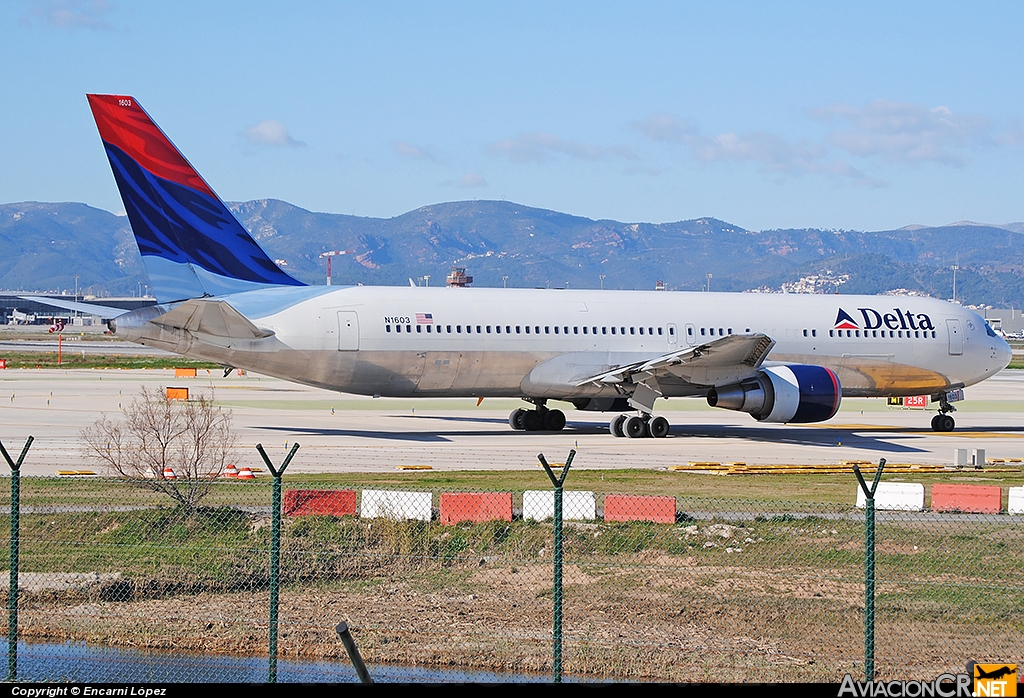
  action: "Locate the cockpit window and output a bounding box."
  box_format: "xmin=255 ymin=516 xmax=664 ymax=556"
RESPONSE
xmin=985 ymin=322 xmax=998 ymax=338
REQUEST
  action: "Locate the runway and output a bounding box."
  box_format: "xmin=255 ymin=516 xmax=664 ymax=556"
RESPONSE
xmin=1 ymin=367 xmax=1023 ymax=476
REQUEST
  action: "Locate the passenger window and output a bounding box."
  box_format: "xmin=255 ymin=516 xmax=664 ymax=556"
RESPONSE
xmin=486 ymin=326 xmax=491 ymax=333
xmin=535 ymin=326 xmax=540 ymax=334
xmin=701 ymin=328 xmax=706 ymax=336
xmin=812 ymin=329 xmax=817 ymax=337
xmin=525 ymin=326 xmax=530 ymax=334
xmin=426 ymin=325 xmax=432 ymax=333
xmin=658 ymin=327 xmax=663 ymax=335
xmin=602 ymin=327 xmax=607 ymax=334
xmin=386 ymin=325 xmax=391 ymax=332
xmin=611 ymin=327 xmax=617 ymax=335
xmin=564 ymin=326 xmax=569 ymax=334
xmin=636 ymin=327 xmax=641 ymax=335
xmin=516 ymin=326 xmax=521 ymax=334
xmin=416 ymin=325 xmax=422 ymax=333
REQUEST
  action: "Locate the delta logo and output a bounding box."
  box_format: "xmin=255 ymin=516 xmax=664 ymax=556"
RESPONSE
xmin=834 ymin=307 xmax=936 ymax=332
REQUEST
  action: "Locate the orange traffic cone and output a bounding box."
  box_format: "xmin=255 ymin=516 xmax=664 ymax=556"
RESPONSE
xmin=162 ymin=467 xmax=176 ymax=480
xmin=236 ymin=466 xmax=255 ymax=480
xmin=221 ymin=463 xmax=239 ymax=478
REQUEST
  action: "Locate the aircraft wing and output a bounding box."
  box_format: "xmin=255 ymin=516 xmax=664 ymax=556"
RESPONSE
xmin=575 ymin=333 xmax=775 ymax=412
xmin=20 ymin=296 xmax=131 ymax=318
xmin=151 ymin=299 xmax=274 ymax=340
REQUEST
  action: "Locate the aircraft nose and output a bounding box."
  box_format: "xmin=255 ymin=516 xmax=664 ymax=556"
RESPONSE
xmin=997 ymin=337 xmax=1013 ymax=369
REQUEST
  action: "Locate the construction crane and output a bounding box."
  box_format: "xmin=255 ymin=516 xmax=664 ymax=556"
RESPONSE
xmin=319 ymin=250 xmax=355 ymax=285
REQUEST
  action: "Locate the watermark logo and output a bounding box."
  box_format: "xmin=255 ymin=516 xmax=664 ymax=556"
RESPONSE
xmin=974 ymin=664 xmax=1017 ymax=697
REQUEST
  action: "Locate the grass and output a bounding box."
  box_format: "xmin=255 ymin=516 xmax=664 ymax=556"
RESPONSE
xmin=0 ymin=351 xmax=220 ymax=370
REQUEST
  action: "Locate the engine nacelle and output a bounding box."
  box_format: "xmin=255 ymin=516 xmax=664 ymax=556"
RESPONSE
xmin=706 ymin=365 xmax=841 ymax=423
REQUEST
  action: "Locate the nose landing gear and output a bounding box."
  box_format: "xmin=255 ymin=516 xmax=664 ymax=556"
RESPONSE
xmin=930 ymin=395 xmax=957 ymax=432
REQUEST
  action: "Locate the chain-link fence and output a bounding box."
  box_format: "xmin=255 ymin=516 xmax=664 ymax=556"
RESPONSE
xmin=2 ymin=460 xmax=1022 ymax=682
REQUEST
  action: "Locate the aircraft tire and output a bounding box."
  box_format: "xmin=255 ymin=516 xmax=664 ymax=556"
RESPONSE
xmin=625 ymin=416 xmax=648 ymax=439
xmin=649 ymin=416 xmax=670 ymax=438
xmin=938 ymin=414 xmax=955 ymax=432
xmin=522 ymin=410 xmax=543 ymax=431
xmin=509 ymin=409 xmax=526 ymax=430
xmin=544 ymin=409 xmax=566 ymax=431
xmin=609 ymin=414 xmax=626 ymax=437
xmin=930 ymin=414 xmax=941 ymax=431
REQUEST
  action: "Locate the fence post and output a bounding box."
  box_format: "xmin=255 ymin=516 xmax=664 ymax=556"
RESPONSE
xmin=853 ymin=457 xmax=885 ymax=682
xmin=1 ymin=436 xmax=34 ymax=682
xmin=256 ymin=442 xmax=300 ymax=684
xmin=538 ymin=449 xmax=575 ymax=684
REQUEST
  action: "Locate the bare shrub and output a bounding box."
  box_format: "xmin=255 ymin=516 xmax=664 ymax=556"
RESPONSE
xmin=82 ymin=386 xmax=235 ymax=510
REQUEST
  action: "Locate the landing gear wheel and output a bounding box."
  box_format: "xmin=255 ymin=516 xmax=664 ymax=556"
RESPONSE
xmin=935 ymin=414 xmax=955 ymax=432
xmin=522 ymin=410 xmax=542 ymax=431
xmin=930 ymin=414 xmax=941 ymax=431
xmin=509 ymin=409 xmax=526 ymax=431
xmin=649 ymin=416 xmax=670 ymax=438
xmin=543 ymin=409 xmax=566 ymax=432
xmin=609 ymin=414 xmax=626 ymax=437
xmin=625 ymin=415 xmax=648 ymax=439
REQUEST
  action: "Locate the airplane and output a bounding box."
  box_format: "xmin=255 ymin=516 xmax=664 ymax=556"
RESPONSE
xmin=36 ymin=94 xmax=1012 ymax=439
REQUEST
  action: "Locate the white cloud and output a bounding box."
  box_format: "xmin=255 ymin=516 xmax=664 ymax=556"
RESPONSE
xmin=487 ymin=132 xmax=636 ymax=163
xmin=634 ymin=113 xmax=881 ymax=186
xmin=392 ymin=141 xmax=437 ymax=161
xmin=633 ymin=114 xmax=699 ymax=143
xmin=457 ymin=172 xmax=487 ymax=188
xmin=24 ymin=0 xmax=116 ymax=30
xmin=812 ymin=99 xmax=991 ymax=166
xmin=242 ymin=119 xmax=306 ymax=148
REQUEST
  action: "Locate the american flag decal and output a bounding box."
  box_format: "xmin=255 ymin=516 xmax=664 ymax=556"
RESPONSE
xmin=416 ymin=313 xmax=433 ymax=324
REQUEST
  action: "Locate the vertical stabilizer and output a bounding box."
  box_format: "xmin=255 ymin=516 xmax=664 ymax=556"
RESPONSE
xmin=87 ymin=94 xmax=305 ymax=303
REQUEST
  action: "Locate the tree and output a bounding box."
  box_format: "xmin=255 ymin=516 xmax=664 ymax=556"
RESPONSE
xmin=82 ymin=386 xmax=235 ymax=509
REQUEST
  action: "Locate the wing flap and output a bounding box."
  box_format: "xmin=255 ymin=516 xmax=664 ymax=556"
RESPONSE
xmin=576 ymin=334 xmax=775 ymax=388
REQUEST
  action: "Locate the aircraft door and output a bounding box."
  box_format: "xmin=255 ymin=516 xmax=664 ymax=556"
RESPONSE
xmin=667 ymin=323 xmax=678 ymax=348
xmin=946 ymin=318 xmax=963 ymax=356
xmin=337 ymin=311 xmax=359 ymax=351
xmin=684 ymin=323 xmax=696 ymax=346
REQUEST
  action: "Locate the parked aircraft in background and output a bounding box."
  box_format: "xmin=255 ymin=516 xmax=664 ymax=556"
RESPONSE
xmin=40 ymin=95 xmax=1011 ymax=438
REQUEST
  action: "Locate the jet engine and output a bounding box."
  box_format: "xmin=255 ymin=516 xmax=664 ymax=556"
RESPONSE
xmin=706 ymin=365 xmax=841 ymax=423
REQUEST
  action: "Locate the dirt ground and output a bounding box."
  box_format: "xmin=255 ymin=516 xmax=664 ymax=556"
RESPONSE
xmin=13 ymin=554 xmax=1015 ymax=682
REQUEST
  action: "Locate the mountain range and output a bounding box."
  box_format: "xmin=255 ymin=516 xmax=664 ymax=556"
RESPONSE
xmin=1 ymin=199 xmax=1023 ymax=307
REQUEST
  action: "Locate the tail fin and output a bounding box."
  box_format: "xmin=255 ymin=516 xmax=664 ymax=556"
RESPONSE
xmin=87 ymin=94 xmax=304 ymax=303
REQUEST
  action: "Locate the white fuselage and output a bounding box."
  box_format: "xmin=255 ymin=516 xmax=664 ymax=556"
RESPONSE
xmin=115 ymin=286 xmax=1012 ymax=405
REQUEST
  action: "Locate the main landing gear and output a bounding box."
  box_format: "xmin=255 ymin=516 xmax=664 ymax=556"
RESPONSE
xmin=930 ymin=396 xmax=956 ymax=432
xmin=609 ymin=413 xmax=670 ymax=439
xmin=509 ymin=400 xmax=566 ymax=432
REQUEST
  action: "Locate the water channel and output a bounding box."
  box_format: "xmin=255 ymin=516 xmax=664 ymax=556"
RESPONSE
xmin=7 ymin=639 xmax=559 ymax=683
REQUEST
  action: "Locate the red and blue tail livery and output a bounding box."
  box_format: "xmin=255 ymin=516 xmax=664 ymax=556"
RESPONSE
xmin=87 ymin=94 xmax=304 ymax=303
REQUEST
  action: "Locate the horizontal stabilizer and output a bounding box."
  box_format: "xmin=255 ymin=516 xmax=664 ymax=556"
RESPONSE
xmin=152 ymin=299 xmax=274 ymax=340
xmin=21 ymin=296 xmax=130 ymax=318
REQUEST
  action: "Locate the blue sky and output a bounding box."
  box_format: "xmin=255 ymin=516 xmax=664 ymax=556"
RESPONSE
xmin=2 ymin=1 xmax=1023 ymax=231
